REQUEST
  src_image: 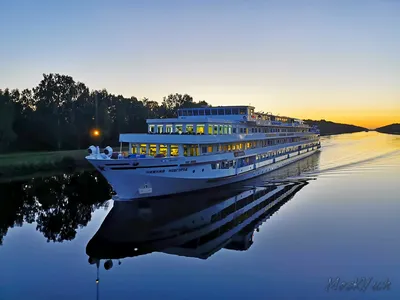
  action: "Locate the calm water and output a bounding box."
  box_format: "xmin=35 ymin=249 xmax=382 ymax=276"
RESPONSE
xmin=0 ymin=131 xmax=399 ymax=300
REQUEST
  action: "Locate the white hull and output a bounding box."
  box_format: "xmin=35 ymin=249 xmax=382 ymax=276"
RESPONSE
xmin=88 ymin=148 xmax=319 ymax=200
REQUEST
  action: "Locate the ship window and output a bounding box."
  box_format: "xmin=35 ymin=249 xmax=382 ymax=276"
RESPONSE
xmin=157 ymin=125 xmax=163 ymax=133
xmin=218 ymin=108 xmax=224 ymax=115
xmin=196 ymin=124 xmax=205 ymax=134
xmin=178 ymin=110 xmax=183 ymax=116
xmin=187 ymin=110 xmax=193 ymax=116
xmin=228 ymin=125 xmax=232 ymax=134
xmin=212 ymin=109 xmax=218 ymax=115
xmin=193 ymin=110 xmax=199 ymax=116
xmin=132 ymin=144 xmax=138 ymax=154
xmin=175 ymin=124 xmax=183 ymax=133
xmin=213 ymin=125 xmax=219 ymax=134
xmin=224 ymin=125 xmax=228 ymax=134
xmin=186 ymin=124 xmax=194 ymax=133
xmin=208 ymin=124 xmax=213 ymax=134
xmin=205 ymin=109 xmax=211 ymax=115
xmin=219 ymin=125 xmax=224 ymax=134
xmin=148 ymin=125 xmax=155 ymax=133
xmin=188 ymin=145 xmax=199 ymax=156
xmin=159 ymin=144 xmax=167 ymax=156
xmin=225 ymin=108 xmax=232 ymax=115
xmin=140 ymin=144 xmax=147 ymax=154
xmin=207 ymin=146 xmax=213 ymax=153
xmin=182 ymin=110 xmax=188 ymax=116
xmin=233 ymin=127 xmax=236 ymax=133
xmin=239 ymin=108 xmax=246 ymax=115
xmin=166 ymin=124 xmax=173 ymax=133
xmin=232 ymin=108 xmax=239 ymax=115
xmin=198 ymin=109 xmax=205 ymax=115
xmin=170 ymin=145 xmax=179 ymax=156
xmin=149 ymin=144 xmax=157 ymax=156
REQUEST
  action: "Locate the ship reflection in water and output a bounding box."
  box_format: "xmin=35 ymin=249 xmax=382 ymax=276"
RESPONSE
xmin=86 ymin=178 xmax=310 ymax=272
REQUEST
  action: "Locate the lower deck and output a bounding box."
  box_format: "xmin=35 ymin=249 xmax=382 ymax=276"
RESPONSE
xmin=87 ymin=141 xmax=321 ymax=199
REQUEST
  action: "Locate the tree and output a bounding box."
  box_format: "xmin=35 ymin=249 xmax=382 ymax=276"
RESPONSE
xmin=33 ymin=73 xmax=79 ymax=150
xmin=162 ymin=93 xmax=194 ymax=117
xmin=0 ymin=89 xmax=17 ymax=152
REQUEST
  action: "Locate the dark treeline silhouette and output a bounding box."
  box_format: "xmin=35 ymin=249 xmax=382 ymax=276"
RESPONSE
xmin=0 ymin=171 xmax=112 ymax=245
xmin=0 ymin=73 xmax=209 ymax=153
xmin=304 ymin=119 xmax=367 ymax=136
xmin=375 ymin=123 xmax=400 ymax=135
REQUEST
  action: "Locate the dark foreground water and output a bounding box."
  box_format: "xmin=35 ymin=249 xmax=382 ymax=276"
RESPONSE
xmin=0 ymin=131 xmax=399 ymax=300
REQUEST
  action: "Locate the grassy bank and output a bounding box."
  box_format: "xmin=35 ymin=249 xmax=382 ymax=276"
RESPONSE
xmin=0 ymin=149 xmax=92 ymax=180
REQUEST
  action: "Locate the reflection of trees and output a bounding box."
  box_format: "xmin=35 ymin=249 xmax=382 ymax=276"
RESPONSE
xmin=0 ymin=171 xmax=112 ymax=245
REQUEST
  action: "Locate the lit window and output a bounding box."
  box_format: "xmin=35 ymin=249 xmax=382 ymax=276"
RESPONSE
xmin=196 ymin=124 xmax=205 ymax=134
xmin=186 ymin=124 xmax=194 ymax=133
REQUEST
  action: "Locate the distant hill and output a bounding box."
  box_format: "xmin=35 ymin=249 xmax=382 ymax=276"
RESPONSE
xmin=375 ymin=123 xmax=400 ymax=135
xmin=304 ymin=119 xmax=368 ymax=136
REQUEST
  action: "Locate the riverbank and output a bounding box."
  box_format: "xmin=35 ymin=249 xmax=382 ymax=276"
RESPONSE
xmin=0 ymin=150 xmax=92 ymax=180
xmin=375 ymin=123 xmax=400 ymax=135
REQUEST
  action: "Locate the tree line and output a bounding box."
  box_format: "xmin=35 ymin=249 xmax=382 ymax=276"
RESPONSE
xmin=0 ymin=73 xmax=210 ymax=153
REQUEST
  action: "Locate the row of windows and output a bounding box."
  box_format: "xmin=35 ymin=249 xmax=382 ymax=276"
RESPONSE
xmin=131 ymin=137 xmax=319 ymax=157
xmin=211 ymin=160 xmax=237 ymax=169
xmin=209 ymin=142 xmax=319 ymax=170
xmin=249 ymin=127 xmax=306 ymax=133
xmin=255 ymin=143 xmax=319 ymax=162
xmin=178 ymin=108 xmax=248 ymax=116
xmin=149 ymin=123 xmax=311 ymax=135
xmin=148 ymin=124 xmax=233 ymax=135
xmin=177 ymin=108 xmax=295 ymax=124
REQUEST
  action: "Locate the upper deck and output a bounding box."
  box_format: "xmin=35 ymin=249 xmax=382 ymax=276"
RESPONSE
xmin=146 ymin=105 xmax=309 ymax=135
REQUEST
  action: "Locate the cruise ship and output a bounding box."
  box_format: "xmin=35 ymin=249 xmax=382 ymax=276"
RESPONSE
xmin=86 ymin=105 xmax=320 ymax=199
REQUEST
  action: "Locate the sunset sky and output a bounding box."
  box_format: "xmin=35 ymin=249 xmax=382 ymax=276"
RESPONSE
xmin=1 ymin=0 xmax=399 ymax=129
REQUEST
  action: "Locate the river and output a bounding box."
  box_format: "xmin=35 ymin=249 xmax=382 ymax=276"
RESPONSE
xmin=0 ymin=131 xmax=399 ymax=300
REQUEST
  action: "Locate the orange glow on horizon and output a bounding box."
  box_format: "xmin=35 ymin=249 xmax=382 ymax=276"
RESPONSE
xmin=294 ymin=110 xmax=399 ymax=129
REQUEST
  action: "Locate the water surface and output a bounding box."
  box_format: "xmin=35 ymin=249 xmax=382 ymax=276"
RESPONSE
xmin=0 ymin=131 xmax=399 ymax=300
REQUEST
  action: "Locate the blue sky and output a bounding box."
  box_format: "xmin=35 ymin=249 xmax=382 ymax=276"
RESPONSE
xmin=1 ymin=0 xmax=399 ymax=127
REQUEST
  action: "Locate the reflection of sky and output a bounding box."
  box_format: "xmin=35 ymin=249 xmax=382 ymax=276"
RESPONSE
xmin=0 ymin=132 xmax=400 ymax=299
xmin=1 ymin=1 xmax=399 ymax=128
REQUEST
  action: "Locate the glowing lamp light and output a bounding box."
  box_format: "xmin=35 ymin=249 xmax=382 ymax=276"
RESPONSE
xmin=92 ymin=129 xmax=100 ymax=137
